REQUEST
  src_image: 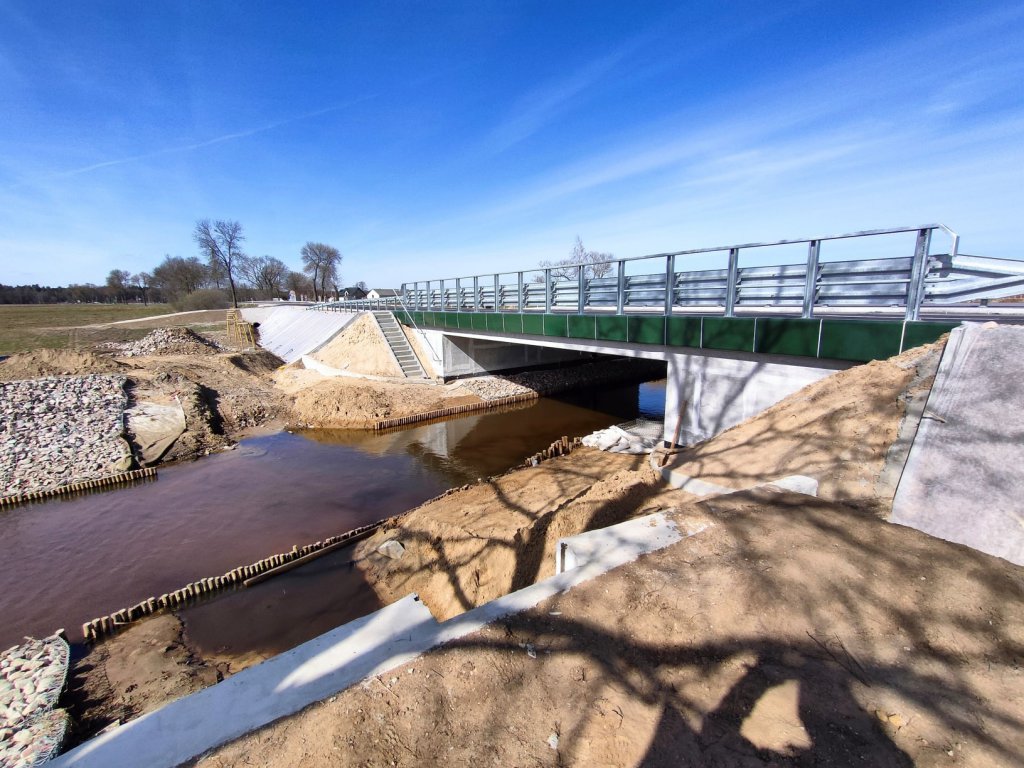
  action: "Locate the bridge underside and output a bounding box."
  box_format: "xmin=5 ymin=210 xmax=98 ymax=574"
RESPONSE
xmin=404 ymin=319 xmax=883 ymax=445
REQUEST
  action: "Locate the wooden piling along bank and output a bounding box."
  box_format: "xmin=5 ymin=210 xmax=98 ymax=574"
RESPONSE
xmin=80 ymin=521 xmax=382 ymax=644
xmin=372 ymin=392 xmax=538 ymax=431
xmin=0 ymin=467 xmax=157 ymax=509
xmin=521 ymin=435 xmax=584 ymax=468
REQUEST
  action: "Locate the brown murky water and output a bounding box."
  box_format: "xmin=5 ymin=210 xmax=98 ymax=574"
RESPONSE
xmin=0 ymin=381 xmax=666 ymax=654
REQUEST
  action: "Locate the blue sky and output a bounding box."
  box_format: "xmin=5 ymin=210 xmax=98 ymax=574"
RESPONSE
xmin=0 ymin=1 xmax=1022 ymax=289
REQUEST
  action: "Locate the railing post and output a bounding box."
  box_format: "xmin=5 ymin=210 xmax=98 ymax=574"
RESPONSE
xmin=802 ymin=240 xmax=820 ymax=319
xmin=724 ymin=248 xmax=739 ymax=317
xmin=455 ymin=278 xmax=461 ymax=312
xmin=473 ymin=276 xmax=480 ymax=312
xmin=616 ymin=260 xmax=625 ymax=314
xmin=544 ymin=268 xmax=552 ymax=313
xmin=577 ymin=265 xmax=585 ymax=314
xmin=664 ymin=253 xmax=676 ymax=317
xmin=517 ymin=272 xmax=524 ymax=313
xmin=906 ymin=228 xmax=932 ymax=321
xmin=494 ymin=273 xmax=500 ymax=312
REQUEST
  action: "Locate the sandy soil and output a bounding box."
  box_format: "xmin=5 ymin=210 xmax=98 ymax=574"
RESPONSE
xmin=195 ymin=489 xmax=1024 ymax=768
xmin=0 ymin=349 xmax=125 ymax=380
xmin=311 ymin=313 xmax=403 ymax=377
xmin=277 ymin=367 xmax=478 ymax=429
xmin=354 ymin=450 xmax=693 ymax=621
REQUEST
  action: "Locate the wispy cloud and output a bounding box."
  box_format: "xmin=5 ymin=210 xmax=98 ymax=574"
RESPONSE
xmin=42 ymin=100 xmax=368 ymax=182
xmin=481 ymin=48 xmax=628 ymax=155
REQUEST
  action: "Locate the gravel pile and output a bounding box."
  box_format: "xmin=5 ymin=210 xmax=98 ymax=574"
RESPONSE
xmin=0 ymin=634 xmax=71 ymax=767
xmin=0 ymin=375 xmax=130 ymax=499
xmin=103 ymin=327 xmax=223 ymax=357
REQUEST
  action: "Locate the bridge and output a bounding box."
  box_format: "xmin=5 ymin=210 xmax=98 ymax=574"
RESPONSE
xmin=311 ymin=223 xmax=1024 ymax=444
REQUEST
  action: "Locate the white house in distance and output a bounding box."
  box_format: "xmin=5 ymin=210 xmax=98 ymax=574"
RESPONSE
xmin=367 ymin=288 xmax=399 ymax=300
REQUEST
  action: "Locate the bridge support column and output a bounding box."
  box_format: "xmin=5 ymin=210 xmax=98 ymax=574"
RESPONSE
xmin=663 ymin=351 xmax=845 ymax=445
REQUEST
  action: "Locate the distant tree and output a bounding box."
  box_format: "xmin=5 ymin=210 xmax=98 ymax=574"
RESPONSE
xmin=238 ymin=255 xmax=289 ymax=298
xmin=536 ymin=236 xmax=614 ymax=282
xmin=105 ymin=269 xmax=132 ymax=302
xmin=131 ymin=272 xmax=153 ymax=305
xmin=286 ymin=270 xmax=313 ymax=300
xmin=151 ymin=255 xmax=210 ymax=302
xmin=194 ymin=219 xmax=245 ymax=308
xmin=355 ymin=280 xmax=368 ymax=292
xmin=299 ymin=242 xmax=342 ymax=302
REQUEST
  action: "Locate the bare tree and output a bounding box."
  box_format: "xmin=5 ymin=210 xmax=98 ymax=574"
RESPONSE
xmin=105 ymin=269 xmax=132 ymax=302
xmin=194 ymin=219 xmax=245 ymax=307
xmin=131 ymin=271 xmax=153 ymax=305
xmin=300 ymin=242 xmax=342 ymax=302
xmin=239 ymin=255 xmax=288 ymax=298
xmin=535 ymin=236 xmax=614 ymax=282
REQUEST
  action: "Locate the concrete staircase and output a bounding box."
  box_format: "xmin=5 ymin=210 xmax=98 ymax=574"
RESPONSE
xmin=373 ymin=311 xmax=426 ymax=378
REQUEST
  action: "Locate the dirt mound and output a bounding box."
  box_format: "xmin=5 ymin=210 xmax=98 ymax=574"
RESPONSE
xmin=0 ymin=349 xmax=123 ymax=381
xmin=104 ymin=327 xmax=222 ymax=357
xmin=354 ymin=450 xmax=683 ymax=621
xmin=288 ymin=374 xmax=448 ymax=428
xmin=311 ymin=314 xmax=401 ymax=377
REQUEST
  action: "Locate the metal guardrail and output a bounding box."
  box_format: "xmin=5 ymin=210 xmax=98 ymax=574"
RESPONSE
xmin=313 ymin=225 xmax=1024 ymax=323
xmin=397 ymin=225 xmax=971 ymax=322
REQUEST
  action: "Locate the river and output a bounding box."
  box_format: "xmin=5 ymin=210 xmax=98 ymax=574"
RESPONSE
xmin=0 ymin=380 xmax=666 ymax=652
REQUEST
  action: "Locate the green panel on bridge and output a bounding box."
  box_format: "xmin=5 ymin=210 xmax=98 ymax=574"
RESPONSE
xmin=521 ymin=314 xmax=544 ymax=335
xmin=702 ymin=317 xmax=755 ymax=352
xmin=543 ymin=314 xmax=569 ymax=337
xmin=754 ymin=318 xmax=821 ymax=357
xmin=902 ymin=321 xmax=956 ymax=352
xmin=444 ymin=312 xmax=458 ymax=328
xmin=568 ymin=315 xmax=596 ymax=339
xmin=471 ymin=313 xmax=488 ymax=331
xmin=666 ymin=317 xmax=701 ymax=348
xmin=628 ymin=316 xmax=664 ymax=345
xmin=596 ymin=316 xmax=628 ymax=342
xmin=486 ymin=314 xmax=504 ymax=332
xmin=503 ymin=313 xmax=524 ymax=333
xmin=819 ymin=320 xmax=901 ymax=362
xmin=458 ymin=313 xmax=474 ymax=330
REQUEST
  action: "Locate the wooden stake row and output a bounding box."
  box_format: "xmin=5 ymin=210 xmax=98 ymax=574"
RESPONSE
xmin=0 ymin=467 xmax=157 ymax=509
xmin=522 ymin=435 xmax=584 ymax=468
xmin=372 ymin=392 xmax=538 ymax=431
xmin=80 ymin=521 xmax=382 ymax=644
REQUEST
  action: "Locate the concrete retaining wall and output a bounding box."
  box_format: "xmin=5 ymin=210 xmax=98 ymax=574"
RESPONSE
xmin=242 ymin=306 xmax=358 ymax=364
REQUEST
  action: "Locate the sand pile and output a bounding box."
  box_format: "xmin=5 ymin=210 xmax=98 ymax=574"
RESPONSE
xmin=0 ymin=350 xmax=123 ymax=381
xmin=311 ymin=315 xmax=402 ymax=377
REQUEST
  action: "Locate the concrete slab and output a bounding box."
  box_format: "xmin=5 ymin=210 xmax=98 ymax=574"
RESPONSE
xmin=124 ymin=402 xmax=186 ymax=465
xmin=555 ymin=511 xmax=707 ymax=574
xmin=244 ymin=307 xmax=357 ymax=364
xmin=892 ymin=323 xmax=1024 ymax=565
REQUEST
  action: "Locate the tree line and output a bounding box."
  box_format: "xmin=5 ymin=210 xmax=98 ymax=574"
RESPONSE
xmin=0 ymin=219 xmax=363 ymax=308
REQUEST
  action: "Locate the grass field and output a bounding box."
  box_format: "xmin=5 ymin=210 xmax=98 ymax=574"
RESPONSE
xmin=0 ymin=304 xmax=175 ymax=354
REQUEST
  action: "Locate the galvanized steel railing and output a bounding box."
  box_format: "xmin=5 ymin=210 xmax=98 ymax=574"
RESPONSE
xmin=400 ymin=225 xmax=965 ymax=322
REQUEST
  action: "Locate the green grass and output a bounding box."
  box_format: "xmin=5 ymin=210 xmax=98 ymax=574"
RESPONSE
xmin=0 ymin=304 xmax=174 ymax=355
